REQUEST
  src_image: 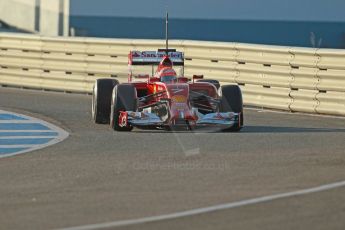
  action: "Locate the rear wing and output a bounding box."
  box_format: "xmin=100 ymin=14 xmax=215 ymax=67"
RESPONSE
xmin=129 ymin=50 xmax=184 ymax=66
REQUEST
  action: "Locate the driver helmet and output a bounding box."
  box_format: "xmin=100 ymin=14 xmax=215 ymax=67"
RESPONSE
xmin=157 ymin=56 xmax=173 ymax=72
xmin=160 ymin=68 xmax=177 ymax=84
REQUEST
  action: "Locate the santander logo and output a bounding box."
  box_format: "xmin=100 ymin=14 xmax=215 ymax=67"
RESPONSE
xmin=131 ymin=51 xmax=183 ymax=59
xmin=141 ymin=52 xmax=157 ymax=58
xmin=132 ymin=52 xmax=141 ymax=57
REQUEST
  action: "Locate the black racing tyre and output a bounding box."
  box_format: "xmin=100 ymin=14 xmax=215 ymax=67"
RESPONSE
xmin=220 ymin=85 xmax=244 ymax=131
xmin=92 ymin=78 xmax=119 ymax=124
xmin=197 ymin=79 xmax=220 ymax=89
xmin=110 ymin=84 xmax=137 ymax=131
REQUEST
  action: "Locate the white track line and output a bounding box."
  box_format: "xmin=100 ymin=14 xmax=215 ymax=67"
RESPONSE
xmin=59 ymin=180 xmax=345 ymax=230
xmin=0 ymin=120 xmax=40 ymax=123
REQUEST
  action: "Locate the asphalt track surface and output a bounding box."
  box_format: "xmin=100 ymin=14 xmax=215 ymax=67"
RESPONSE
xmin=0 ymin=87 xmax=344 ymax=230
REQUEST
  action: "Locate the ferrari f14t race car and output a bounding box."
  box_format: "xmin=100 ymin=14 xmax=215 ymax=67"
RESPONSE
xmin=91 ymin=49 xmax=244 ymax=132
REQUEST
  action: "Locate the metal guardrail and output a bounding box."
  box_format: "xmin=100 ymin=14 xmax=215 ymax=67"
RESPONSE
xmin=0 ymin=33 xmax=344 ymax=116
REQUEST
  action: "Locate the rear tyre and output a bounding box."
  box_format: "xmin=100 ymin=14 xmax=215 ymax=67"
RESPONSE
xmin=197 ymin=79 xmax=220 ymax=89
xmin=110 ymin=84 xmax=137 ymax=131
xmin=220 ymin=85 xmax=244 ymax=132
xmin=92 ymin=78 xmax=119 ymax=124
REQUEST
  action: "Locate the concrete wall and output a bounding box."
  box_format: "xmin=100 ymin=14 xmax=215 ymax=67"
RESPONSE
xmin=0 ymin=0 xmax=69 ymax=36
xmin=0 ymin=0 xmax=37 ymax=32
xmin=39 ymin=0 xmax=70 ymax=36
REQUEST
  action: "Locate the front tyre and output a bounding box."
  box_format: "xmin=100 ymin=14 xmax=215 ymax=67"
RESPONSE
xmin=92 ymin=78 xmax=119 ymax=124
xmin=220 ymin=85 xmax=244 ymax=132
xmin=110 ymin=84 xmax=137 ymax=131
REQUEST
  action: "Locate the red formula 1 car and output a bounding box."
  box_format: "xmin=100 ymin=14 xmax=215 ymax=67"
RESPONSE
xmin=91 ymin=49 xmax=243 ymax=132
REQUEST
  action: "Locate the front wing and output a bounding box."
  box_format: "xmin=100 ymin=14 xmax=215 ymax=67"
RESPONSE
xmin=119 ymin=111 xmax=241 ymax=130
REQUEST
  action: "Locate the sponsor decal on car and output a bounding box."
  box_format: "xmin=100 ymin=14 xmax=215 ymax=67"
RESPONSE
xmin=130 ymin=51 xmax=184 ymax=63
xmin=172 ymin=95 xmax=187 ymax=103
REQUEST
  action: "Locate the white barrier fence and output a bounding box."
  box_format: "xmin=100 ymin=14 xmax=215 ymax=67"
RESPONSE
xmin=0 ymin=33 xmax=344 ymax=116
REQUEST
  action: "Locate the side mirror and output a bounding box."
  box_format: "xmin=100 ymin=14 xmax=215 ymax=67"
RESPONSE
xmin=192 ymin=75 xmax=204 ymax=83
xmin=178 ymin=77 xmax=189 ymax=83
xmin=149 ymin=77 xmax=160 ymax=82
xmin=135 ymin=74 xmax=149 ymax=79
